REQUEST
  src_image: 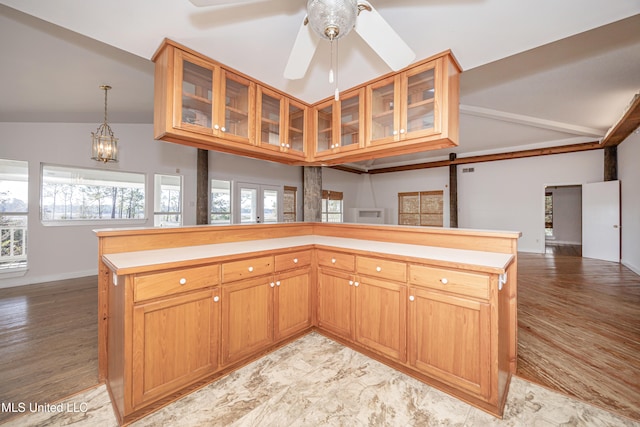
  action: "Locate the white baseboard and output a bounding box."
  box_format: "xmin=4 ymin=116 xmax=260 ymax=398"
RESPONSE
xmin=0 ymin=269 xmax=98 ymax=289
xmin=621 ymin=260 xmax=640 ymax=276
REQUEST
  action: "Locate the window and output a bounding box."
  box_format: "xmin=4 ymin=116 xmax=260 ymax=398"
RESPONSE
xmin=545 ymin=192 xmax=553 ymax=237
xmin=154 ymin=174 xmax=182 ymax=227
xmin=398 ymin=191 xmax=443 ymax=226
xmin=322 ymin=190 xmax=343 ymax=223
xmin=211 ymin=179 xmax=231 ymax=224
xmin=283 ymin=186 xmax=297 ymax=222
xmin=0 ymin=159 xmax=28 ymax=270
xmin=41 ymin=164 xmax=145 ymax=224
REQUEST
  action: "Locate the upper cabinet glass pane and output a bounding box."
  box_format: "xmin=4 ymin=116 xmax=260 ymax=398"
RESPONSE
xmin=260 ymin=93 xmax=281 ymax=146
xmin=316 ymin=104 xmax=333 ymax=152
xmin=340 ymin=95 xmax=359 ymax=147
xmin=405 ymin=68 xmax=435 ymax=133
xmin=288 ymin=103 xmax=305 ymax=152
xmin=181 ymin=60 xmax=213 ymax=128
xmin=370 ymin=82 xmax=395 ymax=140
xmin=225 ymin=76 xmax=250 ymax=138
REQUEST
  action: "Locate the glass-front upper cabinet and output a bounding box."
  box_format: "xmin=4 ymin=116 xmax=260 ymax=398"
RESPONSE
xmin=174 ymin=49 xmax=254 ymax=143
xmin=256 ymin=86 xmax=306 ymax=157
xmin=367 ymin=60 xmax=439 ymax=145
xmin=314 ymin=88 xmax=364 ymax=157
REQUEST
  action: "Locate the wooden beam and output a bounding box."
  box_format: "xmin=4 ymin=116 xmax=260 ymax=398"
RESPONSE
xmin=601 ymin=93 xmax=640 ymax=147
xmin=449 ymin=153 xmax=458 ymax=228
xmin=368 ymin=142 xmax=601 ymax=174
xmin=196 ymin=149 xmax=208 ymax=225
xmin=328 ymin=165 xmax=366 ymax=174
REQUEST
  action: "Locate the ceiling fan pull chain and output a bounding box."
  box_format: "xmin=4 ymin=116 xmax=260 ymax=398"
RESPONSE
xmin=329 ymin=39 xmax=335 ymax=84
xmin=334 ymin=39 xmax=340 ymax=101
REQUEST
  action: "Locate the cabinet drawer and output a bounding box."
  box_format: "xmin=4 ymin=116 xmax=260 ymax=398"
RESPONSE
xmin=222 ymin=256 xmax=274 ymax=283
xmin=275 ymin=250 xmax=312 ymax=272
xmin=134 ymin=264 xmax=219 ymax=302
xmin=356 ymin=256 xmax=407 ymax=282
xmin=408 ymin=265 xmax=489 ymax=300
xmin=317 ymin=249 xmax=355 ymax=272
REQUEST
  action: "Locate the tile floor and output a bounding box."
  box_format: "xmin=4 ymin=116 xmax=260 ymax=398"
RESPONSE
xmin=4 ymin=333 xmax=638 ymax=427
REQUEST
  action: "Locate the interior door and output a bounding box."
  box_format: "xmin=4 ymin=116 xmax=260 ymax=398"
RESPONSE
xmin=582 ymin=180 xmax=620 ymax=262
xmin=235 ymin=183 xmax=281 ymax=224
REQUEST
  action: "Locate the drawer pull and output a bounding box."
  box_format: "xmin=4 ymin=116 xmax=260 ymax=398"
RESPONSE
xmin=349 ymin=280 xmax=354 ymax=286
xmin=179 ymin=278 xmax=187 ymax=285
xmin=440 ymin=278 xmax=448 ymax=285
xmin=409 ymin=295 xmax=415 ymax=301
xmin=270 ymin=282 xmax=275 ymax=288
xmin=331 ymin=258 xmax=336 ymax=264
xmin=276 ymin=281 xmax=281 ymax=287
xmin=248 ymin=266 xmax=254 ymax=272
xmin=354 ymin=281 xmax=359 ymax=287
xmin=376 ymin=266 xmax=382 ymax=272
xmin=213 ymin=296 xmax=219 ymax=302
xmin=293 ymin=258 xmax=298 ymax=264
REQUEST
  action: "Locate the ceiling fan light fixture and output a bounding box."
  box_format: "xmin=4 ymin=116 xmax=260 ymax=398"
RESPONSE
xmin=307 ymin=0 xmax=358 ymax=40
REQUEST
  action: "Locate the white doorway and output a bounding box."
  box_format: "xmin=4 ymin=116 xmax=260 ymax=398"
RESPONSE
xmin=582 ymin=180 xmax=621 ymax=262
xmin=234 ymin=183 xmax=282 ymax=224
xmin=544 ymin=185 xmax=583 ymax=255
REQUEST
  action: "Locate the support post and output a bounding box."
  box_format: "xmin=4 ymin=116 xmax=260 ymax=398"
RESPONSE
xmin=449 ymin=153 xmax=458 ymax=228
xmin=196 ymin=149 xmax=209 ymax=225
xmin=303 ymin=166 xmax=322 ymax=222
xmin=604 ymin=146 xmax=617 ymax=181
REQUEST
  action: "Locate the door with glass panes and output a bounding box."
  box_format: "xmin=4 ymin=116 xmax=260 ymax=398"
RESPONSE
xmin=234 ymin=183 xmax=282 ymax=224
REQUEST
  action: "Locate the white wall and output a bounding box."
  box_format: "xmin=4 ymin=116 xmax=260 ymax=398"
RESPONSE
xmin=619 ymin=132 xmax=640 ymax=274
xmin=0 ymin=122 xmax=307 ymax=288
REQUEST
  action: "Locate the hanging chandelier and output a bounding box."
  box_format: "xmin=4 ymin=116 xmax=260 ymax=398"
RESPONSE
xmin=91 ymin=85 xmax=119 ymax=163
xmin=306 ymin=0 xmax=358 ymax=41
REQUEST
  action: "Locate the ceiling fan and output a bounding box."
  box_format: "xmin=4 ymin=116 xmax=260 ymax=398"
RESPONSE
xmin=189 ymin=0 xmax=416 ymax=81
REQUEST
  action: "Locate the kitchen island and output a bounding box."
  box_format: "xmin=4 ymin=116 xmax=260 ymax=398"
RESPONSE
xmin=95 ymin=223 xmax=520 ymax=425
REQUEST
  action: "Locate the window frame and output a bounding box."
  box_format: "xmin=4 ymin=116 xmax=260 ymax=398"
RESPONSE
xmin=322 ymin=190 xmax=343 ymax=223
xmin=283 ymin=186 xmax=297 ymax=223
xmin=210 ymin=179 xmax=232 ymax=225
xmin=153 ymin=174 xmax=183 ymax=227
xmin=398 ymin=190 xmax=444 ymax=227
xmin=0 ymin=159 xmax=29 ymax=271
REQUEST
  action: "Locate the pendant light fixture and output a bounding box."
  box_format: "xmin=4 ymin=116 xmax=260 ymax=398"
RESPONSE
xmin=91 ymin=85 xmax=119 ymax=163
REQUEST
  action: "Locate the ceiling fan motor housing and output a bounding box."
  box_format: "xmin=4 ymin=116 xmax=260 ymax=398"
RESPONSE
xmin=307 ymin=0 xmax=358 ymax=40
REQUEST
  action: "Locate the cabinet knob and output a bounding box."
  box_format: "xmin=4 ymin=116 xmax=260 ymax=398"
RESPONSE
xmin=276 ymin=281 xmax=281 ymax=287
xmin=179 ymin=278 xmax=187 ymax=285
xmin=409 ymin=295 xmax=415 ymax=301
xmin=221 ymin=126 xmax=226 ymax=132
xmin=214 ymin=124 xmax=220 ymax=130
xmin=286 ymin=143 xmax=290 ymax=148
xmin=376 ymin=266 xmax=382 ymax=272
xmin=393 ymin=130 xmax=398 ymax=136
xmin=293 ymin=258 xmax=298 ymax=264
xmin=349 ymin=280 xmax=354 ymax=286
xmin=213 ymin=296 xmax=219 ymax=302
xmin=354 ymin=281 xmax=359 ymax=287
xmin=440 ymin=278 xmax=448 ymax=285
xmin=281 ymin=143 xmax=285 ymax=147
xmin=331 ymin=258 xmax=336 ymax=264
xmin=400 ymin=128 xmax=406 ymax=134
xmin=248 ymin=266 xmax=254 ymax=272
xmin=270 ymin=282 xmax=275 ymax=288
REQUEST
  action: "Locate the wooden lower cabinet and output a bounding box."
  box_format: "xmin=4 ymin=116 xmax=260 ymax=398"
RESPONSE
xmin=221 ymin=276 xmax=274 ymax=365
xmin=408 ymin=286 xmax=492 ymax=399
xmin=317 ymin=268 xmax=354 ymax=339
xmin=131 ymin=288 xmax=220 ymax=407
xmin=274 ymin=267 xmax=312 ymax=340
xmin=354 ymin=276 xmax=407 ymax=362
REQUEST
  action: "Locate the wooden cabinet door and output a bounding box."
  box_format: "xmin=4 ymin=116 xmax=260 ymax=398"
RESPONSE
xmin=317 ymin=268 xmax=353 ymax=339
xmin=132 ymin=288 xmax=219 ymax=407
xmin=274 ymin=268 xmax=311 ymax=341
xmin=354 ymin=277 xmax=407 ymax=362
xmin=221 ymin=276 xmax=273 ymax=366
xmin=401 ymin=60 xmax=440 ymax=140
xmin=219 ymin=69 xmax=254 ymax=144
xmin=408 ymin=287 xmax=492 ymax=399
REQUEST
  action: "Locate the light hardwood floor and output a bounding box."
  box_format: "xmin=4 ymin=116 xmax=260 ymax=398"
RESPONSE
xmin=0 ymin=252 xmax=638 ymax=424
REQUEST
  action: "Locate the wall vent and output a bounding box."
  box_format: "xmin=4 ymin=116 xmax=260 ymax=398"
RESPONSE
xmin=462 ymin=167 xmax=475 ymax=173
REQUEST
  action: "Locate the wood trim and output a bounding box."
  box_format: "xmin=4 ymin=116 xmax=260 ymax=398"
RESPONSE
xmin=601 ymin=92 xmax=640 ymax=147
xmin=367 ymin=141 xmax=602 ymax=174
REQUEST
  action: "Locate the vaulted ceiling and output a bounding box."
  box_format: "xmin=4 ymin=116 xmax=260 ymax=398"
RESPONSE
xmin=1 ymin=1 xmax=639 ymax=170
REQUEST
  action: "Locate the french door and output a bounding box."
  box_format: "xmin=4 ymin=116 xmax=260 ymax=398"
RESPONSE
xmin=234 ymin=183 xmax=282 ymax=224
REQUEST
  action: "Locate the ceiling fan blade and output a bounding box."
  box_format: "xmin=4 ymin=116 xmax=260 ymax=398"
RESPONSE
xmin=284 ymin=19 xmax=320 ymax=80
xmin=189 ymin=0 xmax=270 ymax=7
xmin=355 ymin=2 xmax=416 ymax=71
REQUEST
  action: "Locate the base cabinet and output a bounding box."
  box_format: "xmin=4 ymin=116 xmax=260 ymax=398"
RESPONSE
xmin=132 ymin=288 xmax=220 ymax=408
xmin=317 ymin=268 xmax=354 ymax=339
xmin=274 ymin=268 xmax=312 ymax=340
xmin=408 ymin=286 xmax=491 ymax=399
